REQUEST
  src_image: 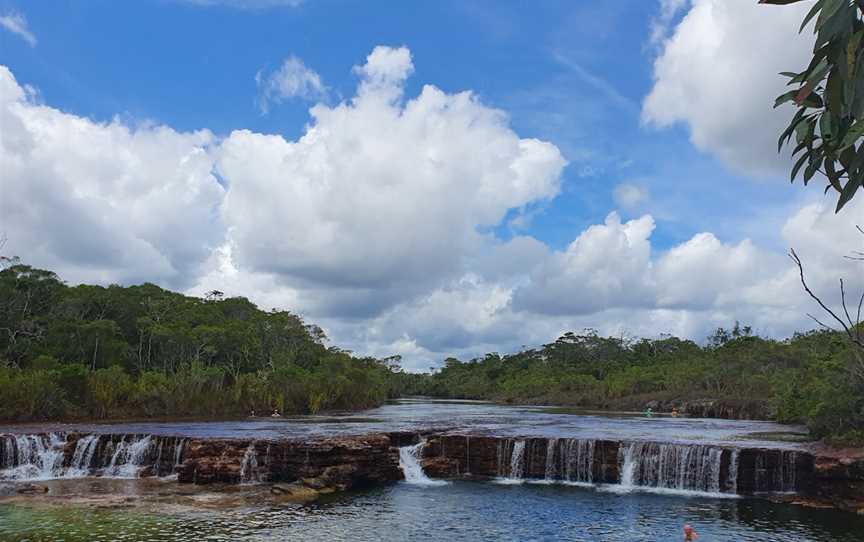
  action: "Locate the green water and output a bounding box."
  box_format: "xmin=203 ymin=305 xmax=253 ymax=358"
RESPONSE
xmin=1 ymin=479 xmax=862 ymax=542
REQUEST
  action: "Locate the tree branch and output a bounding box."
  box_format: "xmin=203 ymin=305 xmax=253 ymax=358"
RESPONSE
xmin=790 ymin=248 xmax=864 ymax=349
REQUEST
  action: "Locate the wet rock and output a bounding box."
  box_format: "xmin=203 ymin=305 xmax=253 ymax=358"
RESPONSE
xmin=16 ymin=484 xmax=48 ymax=495
xmin=177 ymin=434 xmax=402 ymax=490
xmin=271 ymin=483 xmax=320 ymax=502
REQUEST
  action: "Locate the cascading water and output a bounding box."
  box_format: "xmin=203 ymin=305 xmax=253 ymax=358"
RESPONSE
xmin=617 ymin=442 xmax=727 ymax=494
xmin=562 ymin=439 xmax=595 ymax=484
xmin=104 ymin=436 xmax=154 ymax=478
xmin=65 ymin=434 xmax=99 ymax=477
xmin=494 ymin=439 xmax=527 ymax=484
xmin=239 ymin=442 xmax=260 ymax=483
xmin=727 ymin=449 xmax=740 ymax=494
xmin=0 ymin=434 xmax=66 ymax=480
xmin=399 ymin=441 xmax=447 ymax=486
xmin=544 ymin=438 xmax=558 ymax=481
xmin=509 ymin=440 xmax=526 ymax=479
xmin=0 ymin=433 xmax=186 ymax=481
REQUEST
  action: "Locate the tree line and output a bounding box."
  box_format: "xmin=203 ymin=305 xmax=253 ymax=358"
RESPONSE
xmin=0 ymin=263 xmax=403 ymax=421
xmin=396 ymin=324 xmax=864 ymax=446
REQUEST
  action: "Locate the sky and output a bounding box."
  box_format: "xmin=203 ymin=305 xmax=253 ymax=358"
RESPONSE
xmin=1 ymin=0 xmax=863 ymax=371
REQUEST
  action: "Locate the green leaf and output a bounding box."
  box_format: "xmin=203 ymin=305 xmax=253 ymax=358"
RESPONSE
xmin=815 ymin=3 xmax=854 ymax=50
xmin=839 ymin=121 xmax=864 ymax=149
xmin=820 ymin=112 xmax=835 ymax=140
xmin=835 ymin=176 xmax=862 ymax=212
xmin=778 ymin=108 xmax=807 ymax=152
xmin=799 ymin=0 xmax=826 ymax=33
xmin=795 ymin=58 xmax=830 ymax=104
xmin=814 ymin=0 xmax=843 ymax=33
xmin=847 ymin=29 xmax=863 ymax=76
xmin=791 ymin=152 xmax=810 ymax=182
xmin=803 ymin=156 xmax=822 ymax=183
xmin=775 ymin=90 xmax=799 ymax=108
xmin=825 ymin=68 xmax=844 ymax=115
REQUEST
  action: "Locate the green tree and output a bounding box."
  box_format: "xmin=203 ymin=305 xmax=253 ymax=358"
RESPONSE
xmin=765 ymin=0 xmax=864 ymax=211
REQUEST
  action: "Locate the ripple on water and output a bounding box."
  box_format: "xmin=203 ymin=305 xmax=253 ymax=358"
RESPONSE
xmin=1 ymin=479 xmax=862 ymax=542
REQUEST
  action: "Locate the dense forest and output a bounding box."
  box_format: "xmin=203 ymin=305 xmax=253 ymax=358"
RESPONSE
xmin=0 ymin=263 xmax=402 ymax=421
xmin=396 ymin=325 xmax=864 ymax=446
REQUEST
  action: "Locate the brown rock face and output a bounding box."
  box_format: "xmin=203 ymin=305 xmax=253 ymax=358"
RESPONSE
xmin=176 ymin=434 xmax=403 ymax=490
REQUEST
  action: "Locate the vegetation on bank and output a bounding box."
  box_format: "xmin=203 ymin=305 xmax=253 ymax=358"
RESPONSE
xmin=0 ymin=264 xmax=402 ymax=421
xmin=395 ymin=325 xmax=864 ymax=446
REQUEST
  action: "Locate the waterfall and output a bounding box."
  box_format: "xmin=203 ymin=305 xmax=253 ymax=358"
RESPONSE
xmin=544 ymin=438 xmax=558 ymax=481
xmin=0 ymin=434 xmax=66 ymax=480
xmin=780 ymin=451 xmax=797 ymax=492
xmin=617 ymin=442 xmax=727 ymax=494
xmin=494 ymin=439 xmax=527 ymax=483
xmin=562 ymin=439 xmax=595 ymax=484
xmin=174 ymin=439 xmax=186 ymax=467
xmin=104 ymin=436 xmax=154 ymax=478
xmin=399 ymin=441 xmax=447 ymax=486
xmin=509 ymin=440 xmax=526 ymax=479
xmin=66 ymin=435 xmax=99 ymax=477
xmin=727 ymin=449 xmax=740 ymax=494
xmin=0 ymin=433 xmax=186 ymax=481
xmin=239 ymin=442 xmax=260 ymax=483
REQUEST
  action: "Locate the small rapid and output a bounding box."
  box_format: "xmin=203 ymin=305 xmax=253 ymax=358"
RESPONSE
xmin=399 ymin=441 xmax=448 ymax=486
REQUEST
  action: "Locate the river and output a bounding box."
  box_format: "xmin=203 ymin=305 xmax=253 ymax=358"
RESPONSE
xmin=1 ymin=399 xmax=862 ymax=541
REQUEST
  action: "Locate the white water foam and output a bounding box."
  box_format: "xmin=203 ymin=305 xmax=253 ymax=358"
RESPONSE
xmin=399 ymin=441 xmax=448 ymax=487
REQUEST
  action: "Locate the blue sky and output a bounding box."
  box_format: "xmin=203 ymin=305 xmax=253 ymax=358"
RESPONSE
xmin=2 ymin=0 xmax=862 ymax=370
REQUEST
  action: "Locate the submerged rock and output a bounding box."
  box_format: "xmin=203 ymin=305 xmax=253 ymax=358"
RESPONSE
xmin=16 ymin=484 xmax=48 ymax=495
xmin=271 ymin=483 xmax=320 ymax=502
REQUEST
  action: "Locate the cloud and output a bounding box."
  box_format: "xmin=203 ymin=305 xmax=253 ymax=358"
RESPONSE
xmin=613 ymin=182 xmax=650 ymax=210
xmin=256 ymin=55 xmax=328 ymax=113
xmin=0 ymin=12 xmax=37 ymax=47
xmin=513 ymin=213 xmax=657 ymax=316
xmin=643 ymin=0 xmax=813 ymax=178
xmin=0 ymin=66 xmax=224 ymax=288
xmin=648 ymin=0 xmax=689 ymax=47
xmin=216 ymin=45 xmax=566 ymax=316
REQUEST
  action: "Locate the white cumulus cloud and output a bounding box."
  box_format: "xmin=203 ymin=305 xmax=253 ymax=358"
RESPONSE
xmin=643 ymin=0 xmax=813 ymax=178
xmin=215 ymin=45 xmax=566 ymax=316
xmin=0 ymin=66 xmax=225 ymax=287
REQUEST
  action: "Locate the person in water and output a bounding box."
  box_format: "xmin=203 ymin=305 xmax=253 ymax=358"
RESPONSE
xmin=683 ymin=524 xmax=699 ymax=541
xmin=250 ymin=409 xmax=256 ymax=417
xmin=671 ymin=407 xmax=679 ymax=418
xmin=644 ymin=407 xmax=653 ymax=417
xmin=271 ymin=408 xmax=281 ymax=417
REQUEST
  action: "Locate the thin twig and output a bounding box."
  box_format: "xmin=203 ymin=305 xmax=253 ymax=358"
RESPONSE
xmin=790 ymin=248 xmax=864 ymax=349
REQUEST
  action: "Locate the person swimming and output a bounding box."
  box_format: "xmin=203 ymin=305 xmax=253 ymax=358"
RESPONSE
xmin=683 ymin=524 xmax=699 ymax=541
xmin=271 ymin=408 xmax=281 ymax=417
